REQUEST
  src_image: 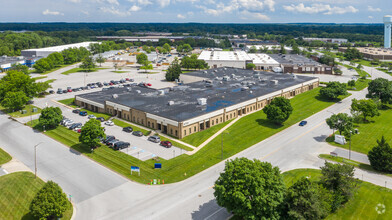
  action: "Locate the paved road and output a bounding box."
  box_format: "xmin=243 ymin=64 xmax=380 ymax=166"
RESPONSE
xmin=2 ymin=65 xmax=392 ymax=219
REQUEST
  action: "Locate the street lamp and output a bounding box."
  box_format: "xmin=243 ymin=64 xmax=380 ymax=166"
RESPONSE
xmin=34 ymin=142 xmax=44 ymax=178
xmin=349 ymin=130 xmax=352 ymax=160
xmin=221 ymin=131 xmax=230 ymax=160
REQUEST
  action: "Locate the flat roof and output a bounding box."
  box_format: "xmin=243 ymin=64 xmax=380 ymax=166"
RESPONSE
xmin=22 ymin=42 xmax=99 ymax=52
xmin=198 ymin=51 xmax=251 ymax=61
xmin=77 ymin=68 xmax=317 ymax=122
xmin=247 ymin=54 xmax=280 ymax=65
xmin=269 ymin=54 xmax=324 ymax=66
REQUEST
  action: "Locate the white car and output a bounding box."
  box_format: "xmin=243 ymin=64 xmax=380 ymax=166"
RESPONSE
xmin=105 ymin=120 xmax=114 ymax=126
xmin=87 ymin=114 xmax=96 ymax=119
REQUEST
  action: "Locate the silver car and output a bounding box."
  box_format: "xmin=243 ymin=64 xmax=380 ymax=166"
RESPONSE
xmin=148 ymin=136 xmax=161 ymax=143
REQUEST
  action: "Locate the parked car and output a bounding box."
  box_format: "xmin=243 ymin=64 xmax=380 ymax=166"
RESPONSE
xmin=62 ymin=90 xmax=68 ymax=93
xmin=49 ymin=90 xmax=55 ymax=94
xmin=107 ymin=139 xmax=120 ymax=147
xmin=148 ymin=136 xmax=161 ymax=143
xmin=105 ymin=120 xmax=114 ymax=126
xmin=103 ymin=82 xmax=109 ymax=86
xmin=96 ymin=117 xmax=105 ymax=122
xmin=103 ymin=135 xmax=115 ymax=144
xmin=160 ymin=141 xmax=172 ymax=148
xmin=79 ymin=111 xmax=88 ymax=116
xmin=113 ymin=141 xmax=130 ymax=150
xmin=69 ymin=123 xmax=82 ymax=130
xmin=57 ymin=90 xmax=63 ymax=94
xmin=132 ymin=131 xmax=143 ymax=137
xmin=72 ymin=109 xmax=80 ymax=114
xmin=64 ymin=120 xmax=74 ymax=127
xmin=122 ymin=126 xmax=133 ymax=133
xmin=299 ymin=121 xmax=307 ymax=126
xmin=77 ymin=129 xmax=81 ymax=133
xmin=87 ymin=114 xmax=96 ymax=119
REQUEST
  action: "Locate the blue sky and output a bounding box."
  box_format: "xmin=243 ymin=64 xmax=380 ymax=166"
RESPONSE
xmin=1 ymin=0 xmax=391 ymax=23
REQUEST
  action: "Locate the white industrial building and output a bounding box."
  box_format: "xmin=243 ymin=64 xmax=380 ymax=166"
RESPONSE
xmin=245 ymin=45 xmax=292 ymax=54
xmin=21 ymin=42 xmax=100 ymax=58
xmin=198 ymin=51 xmax=251 ymax=69
xmin=247 ymin=53 xmax=281 ymax=71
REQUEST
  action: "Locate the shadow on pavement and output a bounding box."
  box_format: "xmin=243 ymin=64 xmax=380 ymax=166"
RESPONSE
xmin=191 ymin=199 xmax=229 ymax=220
xmin=313 ymin=134 xmax=328 ymax=142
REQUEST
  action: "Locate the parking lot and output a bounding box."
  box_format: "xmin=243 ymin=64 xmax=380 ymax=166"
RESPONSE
xmin=60 ymin=106 xmax=187 ymax=161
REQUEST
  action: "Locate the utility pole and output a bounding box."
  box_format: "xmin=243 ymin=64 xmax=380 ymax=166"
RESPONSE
xmin=34 ymin=142 xmax=44 ymax=178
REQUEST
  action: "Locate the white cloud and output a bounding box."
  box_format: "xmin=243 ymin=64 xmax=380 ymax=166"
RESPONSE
xmin=367 ymin=6 xmax=381 ymax=12
xmin=369 ymin=16 xmax=374 ymax=19
xmin=68 ymin=0 xmax=81 ymax=3
xmin=283 ymin=3 xmax=358 ymax=15
xmin=187 ymin=11 xmax=194 ymax=16
xmin=129 ymin=5 xmax=141 ymax=11
xmin=159 ymin=0 xmax=171 ymax=7
xmin=197 ymin=0 xmax=275 ymax=16
xmin=107 ymin=0 xmax=119 ymax=5
xmin=241 ymin=10 xmax=270 ymax=20
xmin=100 ymin=6 xmax=131 ymax=16
xmin=42 ymin=9 xmax=64 ymax=16
xmin=81 ymin=10 xmax=89 ymax=15
xmin=127 ymin=0 xmax=153 ymax=5
xmin=177 ymin=14 xmax=186 ymax=19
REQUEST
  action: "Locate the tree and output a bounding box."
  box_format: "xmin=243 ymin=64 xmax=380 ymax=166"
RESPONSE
xmin=140 ymin=61 xmax=153 ymax=73
xmin=165 ymin=59 xmax=182 ymax=81
xmin=246 ymin=63 xmax=256 ymax=70
xmin=263 ymin=97 xmax=293 ymax=125
xmin=1 ymin=91 xmax=29 ymax=111
xmin=367 ymin=78 xmax=392 ymax=104
xmin=47 ymin=52 xmax=64 ymax=67
xmin=248 ymin=46 xmax=257 ymax=53
xmin=95 ymin=54 xmax=105 ymax=67
xmin=214 ymin=158 xmax=285 ymax=220
xmin=284 ymin=177 xmax=332 ymax=220
xmin=350 ymin=99 xmax=379 ymax=121
xmin=33 ymin=58 xmax=51 ymax=73
xmin=344 ymin=48 xmax=363 ymax=60
xmin=39 ymin=107 xmax=63 ymax=129
xmin=347 ymin=80 xmax=355 ymax=87
xmin=30 ymin=181 xmax=69 ymax=220
xmin=357 ymin=64 xmax=363 ymax=70
xmin=326 ymin=113 xmax=354 ymax=135
xmin=319 ymin=55 xmax=335 ymax=66
xmin=280 ymin=44 xmax=286 ymax=54
xmin=320 ymin=82 xmax=347 ymax=100
xmin=79 ymin=56 xmax=96 ymax=72
xmin=163 ymin=43 xmax=171 ymax=53
xmin=368 ymin=136 xmax=392 ymax=173
xmin=79 ymin=119 xmax=106 ymax=149
xmin=113 ymin=63 xmax=118 ymax=71
xmin=10 ymin=64 xmax=29 ymax=75
xmin=320 ymin=161 xmax=358 ymax=211
xmin=136 ymin=53 xmax=148 ymax=65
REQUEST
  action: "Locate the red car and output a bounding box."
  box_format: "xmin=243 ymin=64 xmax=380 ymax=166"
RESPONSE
xmin=160 ymin=141 xmax=172 ymax=148
xmin=145 ymin=83 xmax=152 ymax=87
xmin=67 ymin=89 xmax=72 ymax=92
xmin=109 ymin=82 xmax=114 ymax=85
xmin=77 ymin=129 xmax=81 ymax=133
xmin=125 ymin=78 xmax=130 ymax=81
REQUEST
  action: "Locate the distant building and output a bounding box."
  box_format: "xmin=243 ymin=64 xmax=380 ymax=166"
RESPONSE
xmin=302 ymin=38 xmax=348 ymax=44
xmin=245 ymin=45 xmax=293 ymax=54
xmin=21 ymin=42 xmax=99 ymax=58
xmin=270 ymin=54 xmax=333 ymax=74
xmin=0 ymin=56 xmax=25 ymax=71
xmin=230 ymin=39 xmax=278 ymax=47
xmin=198 ymin=51 xmax=251 ymax=69
xmin=338 ymin=47 xmax=392 ymax=61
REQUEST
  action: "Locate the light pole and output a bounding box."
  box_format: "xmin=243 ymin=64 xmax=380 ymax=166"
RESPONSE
xmin=221 ymin=131 xmax=230 ymax=160
xmin=34 ymin=142 xmax=44 ymax=178
xmin=349 ymin=130 xmax=352 ymax=160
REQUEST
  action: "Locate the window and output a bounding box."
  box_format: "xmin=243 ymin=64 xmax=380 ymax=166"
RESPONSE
xmin=226 ymin=115 xmax=228 ymax=120
xmin=230 ymin=113 xmax=232 ymax=118
xmin=184 ymin=130 xmax=187 ymax=135
xmin=175 ymin=130 xmax=178 ymax=136
xmin=216 ymin=119 xmax=218 ymax=124
xmin=189 ymin=128 xmax=191 ymax=134
xmin=170 ymin=129 xmax=173 ymax=134
xmin=152 ymin=123 xmax=154 ymax=129
xmin=133 ymin=116 xmax=135 ymax=121
xmin=220 ymin=117 xmax=222 ymax=122
xmin=148 ymin=121 xmax=150 ymax=127
xmin=141 ymin=119 xmax=144 ymax=125
xmin=194 ymin=127 xmax=196 ymax=132
xmin=212 ymin=121 xmax=214 ymax=126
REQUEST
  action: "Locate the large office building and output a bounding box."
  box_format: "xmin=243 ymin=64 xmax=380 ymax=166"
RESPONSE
xmin=338 ymin=47 xmax=392 ymax=61
xmin=21 ymin=42 xmax=99 ymax=58
xmin=75 ymin=68 xmax=319 ymax=139
xmin=198 ymin=51 xmax=332 ymax=74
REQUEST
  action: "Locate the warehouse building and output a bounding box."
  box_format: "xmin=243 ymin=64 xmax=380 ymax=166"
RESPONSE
xmin=21 ymin=42 xmax=99 ymax=58
xmin=338 ymin=47 xmax=392 ymax=61
xmin=269 ymin=54 xmax=333 ymax=74
xmin=75 ymin=68 xmax=319 ymax=139
xmin=245 ymin=45 xmax=293 ymax=54
xmin=198 ymin=51 xmax=251 ymax=69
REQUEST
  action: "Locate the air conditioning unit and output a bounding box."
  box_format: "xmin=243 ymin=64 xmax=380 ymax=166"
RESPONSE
xmin=197 ymin=98 xmax=207 ymax=105
xmin=112 ymin=94 xmax=118 ymax=99
xmin=168 ymin=101 xmax=174 ymax=105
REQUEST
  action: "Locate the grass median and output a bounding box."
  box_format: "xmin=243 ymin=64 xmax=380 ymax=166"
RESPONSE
xmin=0 ymin=104 xmax=41 ymax=118
xmin=0 ymin=148 xmax=11 ymax=165
xmin=61 ymin=67 xmax=108 ymax=75
xmin=0 ymin=172 xmax=73 ymax=220
xmin=31 ymin=87 xmax=349 ymax=184
xmin=282 ymin=169 xmax=392 ymax=219
xmin=326 ymin=105 xmax=392 ymax=155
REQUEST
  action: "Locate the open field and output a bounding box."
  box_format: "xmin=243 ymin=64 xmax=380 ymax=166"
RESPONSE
xmin=34 ymin=87 xmax=350 ymax=184
xmin=0 ymin=172 xmax=73 ymax=220
xmin=181 ymin=119 xmax=233 ymax=146
xmin=282 ymin=169 xmax=392 ymax=220
xmin=0 ymin=104 xmax=41 ymax=118
xmin=326 ymin=106 xmax=392 ymax=154
xmin=0 ymin=148 xmax=11 ymax=165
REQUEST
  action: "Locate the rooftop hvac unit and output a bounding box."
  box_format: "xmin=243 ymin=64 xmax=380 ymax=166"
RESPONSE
xmin=158 ymin=90 xmax=165 ymax=95
xmin=270 ymin=80 xmax=278 ymax=85
xmin=241 ymin=87 xmax=249 ymax=91
xmin=197 ymin=98 xmax=207 ymax=105
xmin=112 ymin=94 xmax=118 ymax=99
xmin=223 ymin=76 xmax=229 ymax=81
xmin=136 ymin=90 xmax=141 ymax=94
xmin=168 ymin=101 xmax=174 ymax=105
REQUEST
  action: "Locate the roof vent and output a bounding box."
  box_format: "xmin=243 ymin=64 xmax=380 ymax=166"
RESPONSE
xmin=270 ymin=80 xmax=278 ymax=85
xmin=136 ymin=90 xmax=141 ymax=94
xmin=197 ymin=98 xmax=207 ymax=105
xmin=158 ymin=90 xmax=165 ymax=95
xmin=241 ymin=87 xmax=249 ymax=91
xmin=112 ymin=94 xmax=118 ymax=99
xmin=168 ymin=101 xmax=174 ymax=105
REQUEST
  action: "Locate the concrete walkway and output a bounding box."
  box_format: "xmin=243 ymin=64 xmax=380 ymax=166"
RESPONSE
xmin=0 ymin=157 xmax=32 ymax=176
xmin=186 ymin=116 xmax=242 ymax=155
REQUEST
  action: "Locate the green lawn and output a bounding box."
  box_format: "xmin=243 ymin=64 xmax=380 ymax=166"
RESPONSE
xmin=112 ymin=71 xmax=128 ymax=73
xmin=326 ymin=106 xmax=392 ymax=154
xmin=0 ymin=105 xmax=42 ymax=118
xmin=347 ymin=78 xmax=371 ymax=91
xmin=319 ymin=154 xmax=392 ymax=178
xmin=57 ymin=98 xmax=111 ymax=120
xmin=353 ymin=59 xmax=378 ymax=67
xmin=45 ymin=79 xmax=56 ymax=84
xmin=112 ymin=119 xmax=150 ymax=135
xmin=32 ymin=64 xmax=73 ymax=75
xmin=181 ymin=119 xmax=233 ymax=146
xmin=33 ymin=76 xmax=47 ymax=81
xmin=0 ymin=148 xmax=11 ymax=165
xmin=61 ymin=67 xmax=108 ymax=75
xmin=376 ymin=68 xmax=392 ymax=75
xmin=282 ymin=169 xmax=392 ymax=220
xmin=58 ymin=98 xmax=78 ymax=108
xmin=157 ymin=135 xmax=194 ymax=151
xmin=0 ymin=172 xmax=72 ymax=220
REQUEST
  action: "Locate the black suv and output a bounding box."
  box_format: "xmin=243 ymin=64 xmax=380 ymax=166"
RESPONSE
xmin=96 ymin=117 xmax=105 ymax=122
xmin=122 ymin=127 xmax=133 ymax=133
xmin=132 ymin=131 xmax=143 ymax=137
xmin=113 ymin=141 xmax=130 ymax=150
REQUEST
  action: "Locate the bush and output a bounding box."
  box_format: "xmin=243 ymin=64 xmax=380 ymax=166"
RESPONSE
xmin=263 ymin=97 xmax=293 ymax=125
xmin=29 ymin=181 xmax=69 ymax=219
xmin=320 ymin=81 xmax=347 ymax=100
xmin=39 ymin=107 xmax=63 ymax=129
